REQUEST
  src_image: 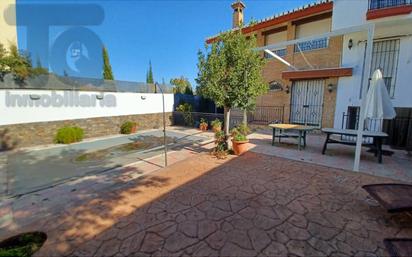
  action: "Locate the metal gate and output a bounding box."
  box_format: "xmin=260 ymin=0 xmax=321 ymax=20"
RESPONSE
xmin=290 ymin=80 xmax=325 ymax=126
xmin=370 ymin=39 xmax=400 ymax=97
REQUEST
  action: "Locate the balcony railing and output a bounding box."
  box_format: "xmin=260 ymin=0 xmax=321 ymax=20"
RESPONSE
xmin=369 ymin=0 xmax=412 ymax=10
xmin=294 ymin=37 xmax=329 ymax=53
xmin=264 ymin=48 xmax=287 ymax=59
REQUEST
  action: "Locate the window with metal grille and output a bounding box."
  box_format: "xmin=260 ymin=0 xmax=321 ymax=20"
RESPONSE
xmin=294 ymin=37 xmax=329 ymax=52
xmin=264 ymin=48 xmax=287 ymax=59
xmin=370 ymin=39 xmax=400 ymax=98
xmin=264 ymin=29 xmax=287 ymax=58
xmin=369 ymin=0 xmax=412 ymax=10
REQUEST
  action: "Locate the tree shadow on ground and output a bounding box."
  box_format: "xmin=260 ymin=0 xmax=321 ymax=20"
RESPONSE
xmin=3 ymin=152 xmax=412 ymax=256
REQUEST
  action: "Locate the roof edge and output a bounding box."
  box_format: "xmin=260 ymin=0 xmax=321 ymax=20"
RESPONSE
xmin=206 ymin=0 xmax=333 ymax=44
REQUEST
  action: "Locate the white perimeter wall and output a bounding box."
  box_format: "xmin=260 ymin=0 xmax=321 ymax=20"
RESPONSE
xmin=332 ymin=0 xmax=412 ymax=129
xmin=0 ymin=90 xmax=174 ymax=126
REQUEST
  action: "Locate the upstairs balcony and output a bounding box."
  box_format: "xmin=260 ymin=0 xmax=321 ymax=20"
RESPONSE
xmin=369 ymin=0 xmax=412 ymax=10
xmin=367 ymin=0 xmax=412 ymax=19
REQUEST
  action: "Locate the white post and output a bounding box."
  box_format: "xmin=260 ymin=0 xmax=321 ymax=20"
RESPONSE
xmin=155 ymin=83 xmax=167 ymax=167
xmin=353 ymin=24 xmax=375 ymax=172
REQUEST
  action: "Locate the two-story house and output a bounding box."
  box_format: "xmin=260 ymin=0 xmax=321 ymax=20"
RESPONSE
xmin=333 ymin=0 xmax=412 ymax=150
xmin=207 ymin=0 xmax=350 ymax=128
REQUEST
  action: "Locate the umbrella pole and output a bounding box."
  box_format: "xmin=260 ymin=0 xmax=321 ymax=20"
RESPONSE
xmin=354 ymin=24 xmax=375 ymax=172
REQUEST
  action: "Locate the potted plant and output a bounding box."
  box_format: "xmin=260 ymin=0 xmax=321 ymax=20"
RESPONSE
xmin=0 ymin=232 xmax=47 ymax=257
xmin=120 ymin=121 xmax=138 ymax=134
xmin=199 ymin=118 xmax=208 ymax=131
xmin=211 ymin=118 xmax=222 ymax=133
xmin=212 ymin=130 xmax=227 ymax=159
xmin=231 ymin=124 xmax=250 ymax=155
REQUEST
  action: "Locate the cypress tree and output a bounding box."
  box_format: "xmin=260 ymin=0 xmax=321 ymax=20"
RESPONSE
xmin=102 ymin=47 xmax=114 ymax=80
xmin=146 ymin=61 xmax=154 ymax=83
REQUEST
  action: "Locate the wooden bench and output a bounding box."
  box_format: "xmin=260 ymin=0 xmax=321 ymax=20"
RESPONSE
xmin=321 ymin=128 xmax=388 ymax=163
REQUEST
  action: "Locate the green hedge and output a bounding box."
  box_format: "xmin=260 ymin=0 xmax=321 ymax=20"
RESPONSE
xmin=54 ymin=126 xmax=84 ymax=144
xmin=120 ymin=121 xmax=137 ymax=134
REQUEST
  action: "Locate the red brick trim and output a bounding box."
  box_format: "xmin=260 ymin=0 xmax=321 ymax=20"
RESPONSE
xmin=282 ymin=68 xmax=353 ymax=80
xmin=206 ymin=2 xmax=333 ymax=44
xmin=366 ymin=5 xmax=412 ymax=20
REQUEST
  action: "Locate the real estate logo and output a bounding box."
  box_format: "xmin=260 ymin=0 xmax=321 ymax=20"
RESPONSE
xmin=5 ymin=91 xmax=117 ymax=108
xmin=4 ymin=3 xmax=105 ymax=80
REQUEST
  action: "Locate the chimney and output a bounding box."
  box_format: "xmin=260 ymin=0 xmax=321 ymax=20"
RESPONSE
xmin=231 ymin=1 xmax=245 ymax=28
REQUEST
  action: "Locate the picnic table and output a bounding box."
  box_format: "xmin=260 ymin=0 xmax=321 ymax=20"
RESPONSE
xmin=269 ymin=123 xmax=318 ymax=150
xmin=321 ymin=128 xmax=388 ymax=163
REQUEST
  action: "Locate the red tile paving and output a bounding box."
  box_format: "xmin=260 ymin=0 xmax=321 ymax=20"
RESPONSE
xmin=1 ymin=151 xmax=412 ymax=257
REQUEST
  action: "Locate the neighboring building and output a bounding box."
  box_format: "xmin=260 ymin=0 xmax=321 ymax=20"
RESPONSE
xmin=0 ymin=0 xmax=18 ymax=46
xmin=333 ymin=0 xmax=412 ymax=149
xmin=207 ymin=0 xmax=349 ymax=128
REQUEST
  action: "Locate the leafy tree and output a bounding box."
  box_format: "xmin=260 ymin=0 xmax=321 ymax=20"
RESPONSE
xmin=3 ymin=44 xmax=32 ymax=83
xmin=0 ymin=44 xmax=49 ymax=83
xmin=0 ymin=43 xmax=7 ymax=79
xmin=196 ymin=29 xmax=267 ymax=143
xmin=102 ymin=47 xmax=114 ymax=80
xmin=170 ymin=76 xmax=193 ymax=95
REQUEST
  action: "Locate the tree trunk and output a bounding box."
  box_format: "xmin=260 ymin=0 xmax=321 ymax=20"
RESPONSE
xmin=224 ymin=106 xmax=231 ymax=147
xmin=243 ymin=110 xmax=247 ymax=125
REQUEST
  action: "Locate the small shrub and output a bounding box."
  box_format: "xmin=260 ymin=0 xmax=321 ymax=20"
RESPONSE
xmin=120 ymin=121 xmax=137 ymax=134
xmin=211 ymin=118 xmax=222 ymax=127
xmin=54 ymin=126 xmax=84 ymax=144
xmin=176 ymin=103 xmax=194 ymax=126
xmin=212 ymin=130 xmax=227 ymax=159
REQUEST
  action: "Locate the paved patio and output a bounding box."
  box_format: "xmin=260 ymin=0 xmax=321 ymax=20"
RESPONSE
xmin=248 ymin=129 xmax=412 ymax=182
xmin=1 ymin=150 xmax=412 ymax=256
xmin=1 ymin=127 xmax=213 ymax=197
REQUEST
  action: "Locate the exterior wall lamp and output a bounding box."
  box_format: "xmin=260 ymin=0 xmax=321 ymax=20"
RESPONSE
xmin=327 ymin=83 xmax=335 ymax=93
xmin=348 ymin=39 xmax=353 ymax=50
xmin=285 ymin=85 xmax=290 ymax=94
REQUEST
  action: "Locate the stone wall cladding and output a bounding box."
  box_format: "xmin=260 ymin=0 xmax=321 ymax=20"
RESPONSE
xmin=0 ymin=113 xmax=173 ymax=148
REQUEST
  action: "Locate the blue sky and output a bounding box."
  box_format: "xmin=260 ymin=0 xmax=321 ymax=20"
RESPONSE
xmin=16 ymin=0 xmax=315 ymax=86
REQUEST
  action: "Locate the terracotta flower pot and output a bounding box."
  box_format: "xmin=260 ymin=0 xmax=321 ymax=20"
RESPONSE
xmin=232 ymin=139 xmax=249 ymax=155
xmin=131 ymin=125 xmax=137 ymax=134
xmin=199 ymin=123 xmax=208 ymax=131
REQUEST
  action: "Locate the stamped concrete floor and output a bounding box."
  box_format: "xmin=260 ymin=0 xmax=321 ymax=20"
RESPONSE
xmin=2 ymin=152 xmax=412 ymax=257
xmin=248 ymin=130 xmax=412 ymax=183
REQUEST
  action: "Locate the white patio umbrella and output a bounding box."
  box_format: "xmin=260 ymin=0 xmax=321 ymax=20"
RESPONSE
xmin=353 ymin=69 xmax=396 ymax=171
xmin=363 ymin=69 xmax=396 ymax=120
